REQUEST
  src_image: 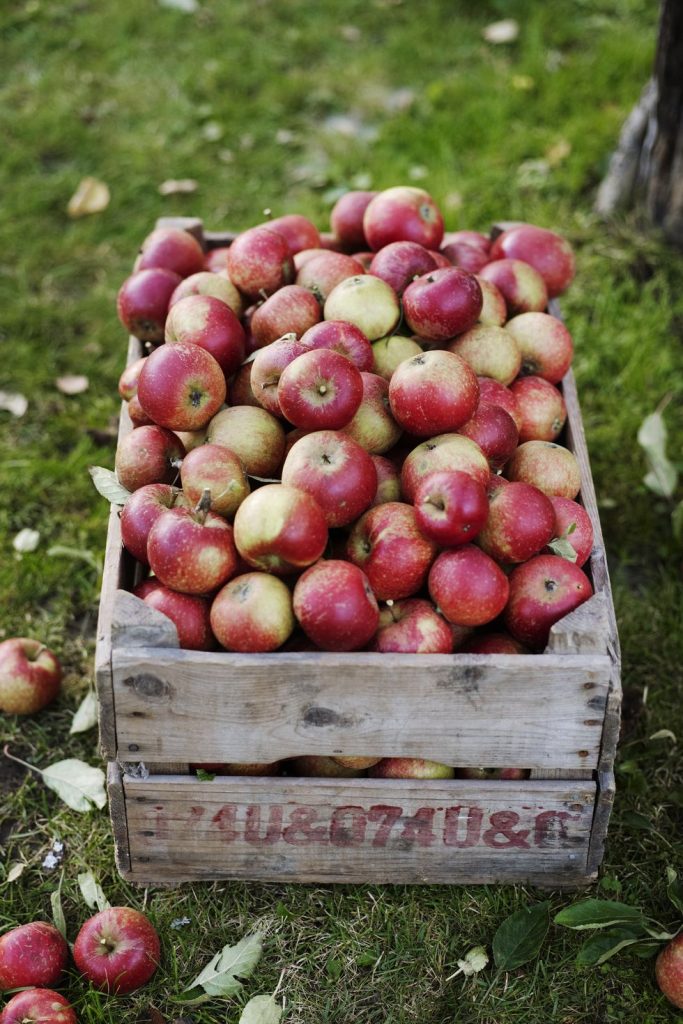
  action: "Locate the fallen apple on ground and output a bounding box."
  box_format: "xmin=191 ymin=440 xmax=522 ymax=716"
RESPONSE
xmin=73 ymin=907 xmax=160 ymax=994
xmin=0 ymin=921 xmax=68 ymax=990
xmin=0 ymin=641 xmax=62 ymax=716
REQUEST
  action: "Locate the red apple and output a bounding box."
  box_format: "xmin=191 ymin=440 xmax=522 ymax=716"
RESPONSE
xmin=278 ymin=348 xmax=363 ymax=430
xmin=204 ymin=246 xmax=231 ymax=273
xmin=115 ymin=425 xmax=185 ymax=492
xmin=402 ymin=267 xmax=483 ymax=341
xmin=118 ymin=356 xmax=147 ymax=400
xmin=147 ymin=498 xmax=238 ymax=595
xmin=250 ymin=335 xmax=309 ymax=417
xmin=414 ymin=469 xmax=489 ymax=546
xmin=510 ymin=376 xmax=567 ymax=442
xmin=489 ymin=224 xmax=576 ymax=297
xmin=460 ymin=633 xmax=527 ymax=654
xmin=479 ymin=258 xmax=548 ymax=316
xmin=282 ymin=430 xmax=377 ymax=527
xmin=324 ymin=274 xmax=400 ymax=340
xmin=207 ymin=406 xmax=285 ymax=478
xmin=477 ymin=377 xmax=523 ymax=432
xmin=233 ymin=484 xmax=328 ymax=574
xmin=296 ymin=252 xmax=365 ymax=301
xmin=371 ymin=334 xmax=423 ymax=380
xmin=120 ymin=482 xmax=178 ymax=563
xmin=127 ymin=394 xmax=154 ymax=427
xmin=330 ymin=190 xmax=378 ymax=248
xmin=174 ymin=426 xmax=207 ymax=451
xmin=169 ymin=270 xmax=244 ymax=317
xmin=363 ymin=186 xmax=444 ymax=251
xmin=73 ymin=907 xmax=160 ymax=994
xmin=478 ymin=481 xmax=556 ymax=563
xmin=288 ymin=756 xmax=365 ymax=778
xmin=505 ymin=311 xmax=574 ymax=383
xmin=116 ymin=268 xmax=181 ymax=343
xmin=353 ymin=252 xmax=375 ymax=271
xmin=258 ymin=213 xmax=321 ymax=255
xmin=0 ymin=989 xmax=76 ymax=1024
xmin=428 ymin=546 xmax=509 ymax=627
xmin=180 ymin=443 xmax=250 ymax=518
xmin=164 ymin=294 xmax=246 ymax=379
xmin=210 ymin=572 xmax=295 ymax=652
xmin=428 ymin=248 xmax=452 ymax=269
xmin=655 ymin=934 xmax=683 ymax=1010
xmin=369 ymin=758 xmax=454 ymax=779
xmin=332 ymin=756 xmax=382 ymax=770
xmin=250 ymin=285 xmax=321 ymax=348
xmin=227 ymin=226 xmax=295 ymax=299
xmin=544 ymin=496 xmax=594 ymax=566
xmin=370 ymin=454 xmax=402 ymax=506
xmin=448 ymin=324 xmax=521 ymax=385
xmin=137 ymin=342 xmax=226 ymax=431
xmin=347 ymin=502 xmax=437 ymax=600
xmin=300 ymin=320 xmax=374 ymax=371
xmin=441 ymin=231 xmax=490 ymax=273
xmin=456 ymin=767 xmax=529 ymax=780
xmin=229 ymin=362 xmax=260 ymax=408
xmin=458 ymin=403 xmax=519 ymax=470
xmin=369 ymin=241 xmax=437 ymax=295
xmin=293 ymin=559 xmax=379 ymax=651
xmin=134 ymin=579 xmax=215 ymax=651
xmin=137 ymin=226 xmax=204 ymax=278
xmin=293 ymin=247 xmax=328 ymax=272
xmin=343 ymin=371 xmax=403 ymax=454
xmin=0 ymin=922 xmax=68 ymax=990
xmin=504 ymin=554 xmax=593 ymax=649
xmin=372 ymin=598 xmax=453 ymax=653
xmin=401 ymin=433 xmax=490 ymax=502
xmin=0 ymin=640 xmax=62 ymax=716
xmin=506 ymin=441 xmax=581 ymax=499
xmin=475 ymin=275 xmax=508 ymax=327
xmin=388 ymin=350 xmax=479 ymax=437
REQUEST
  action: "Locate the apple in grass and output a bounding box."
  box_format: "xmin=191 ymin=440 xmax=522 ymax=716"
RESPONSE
xmin=507 ymin=440 xmax=581 ymax=499
xmin=479 ymin=258 xmax=548 ymax=316
xmin=371 ymin=598 xmax=453 ymax=653
xmin=180 ymin=443 xmax=250 ymax=518
xmin=73 ymin=907 xmax=160 ymax=994
xmin=330 ymin=190 xmax=378 ymax=248
xmin=115 ymin=425 xmax=185 ymax=492
xmin=371 ymin=334 xmax=423 ymax=380
xmin=544 ymin=496 xmax=594 ymax=566
xmin=300 ymin=320 xmax=374 ymax=371
xmin=448 ymin=325 xmax=521 ymax=386
xmin=504 ymin=554 xmax=593 ymax=649
xmin=134 ymin=579 xmax=215 ymax=651
xmin=323 ymin=274 xmax=401 ymax=342
xmin=210 ymin=572 xmax=295 ymax=652
xmin=296 ymin=252 xmax=366 ymax=301
xmin=413 ymin=470 xmax=489 ymax=546
xmin=478 ymin=481 xmax=556 ymax=563
xmin=656 ymin=934 xmax=683 ymax=1010
xmin=227 ymin=225 xmax=295 ymax=300
xmin=346 ymin=502 xmax=437 ymax=600
xmin=164 ymin=294 xmax=246 ymax=379
xmin=120 ymin=482 xmax=179 ymax=563
xmin=0 ymin=639 xmax=61 ymax=716
xmin=505 ymin=311 xmax=574 ymax=383
xmin=169 ymin=270 xmax=244 ymax=317
xmin=137 ymin=342 xmax=226 ymax=432
xmin=369 ymin=241 xmax=437 ymax=295
xmin=402 ymin=267 xmax=482 ymax=341
xmin=389 ymin=350 xmax=480 ymax=437
xmin=510 ymin=376 xmax=567 ymax=442
xmin=293 ymin=559 xmax=379 ymax=651
xmin=428 ymin=546 xmax=510 ymax=627
xmin=250 ymin=335 xmax=309 ymax=417
xmin=369 ymin=759 xmax=455 ymax=779
xmin=370 ymin=454 xmax=402 ymax=506
xmin=233 ymin=484 xmax=328 ymax=574
xmin=137 ymin=226 xmax=205 ymax=278
xmin=207 ymin=406 xmax=286 ymax=479
xmin=116 ymin=267 xmax=182 ymax=343
xmin=0 ymin=990 xmax=77 ymax=1024
xmin=277 ymin=348 xmax=363 ymax=430
xmin=343 ymin=372 xmax=403 ymax=454
xmin=401 ymin=433 xmax=490 ymax=502
xmin=258 ymin=213 xmax=321 ymax=255
xmin=477 ymin=377 xmax=523 ymax=432
xmin=147 ymin=492 xmax=239 ymax=595
xmin=250 ymin=285 xmax=321 ymax=348
xmin=282 ymin=431 xmax=377 ymax=527
xmin=363 ymin=186 xmax=444 ymax=251
xmin=0 ymin=921 xmax=68 ymax=989
xmin=489 ymin=224 xmax=576 ymax=297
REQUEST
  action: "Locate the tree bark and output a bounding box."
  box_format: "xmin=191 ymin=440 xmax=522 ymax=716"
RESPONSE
xmin=595 ymin=0 xmax=683 ymax=246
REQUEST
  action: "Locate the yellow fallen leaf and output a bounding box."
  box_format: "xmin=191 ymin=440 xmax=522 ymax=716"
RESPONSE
xmin=512 ymin=75 xmax=535 ymax=91
xmin=56 ymin=375 xmax=89 ymax=395
xmin=483 ymin=19 xmax=519 ymax=44
xmin=546 ymin=139 xmax=572 ymax=166
xmin=67 ymin=178 xmax=110 ymax=218
xmin=159 ymin=178 xmax=198 ymax=195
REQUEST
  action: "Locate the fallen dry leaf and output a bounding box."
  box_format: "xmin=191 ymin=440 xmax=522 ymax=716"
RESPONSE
xmin=546 ymin=138 xmax=572 ymax=166
xmin=7 ymin=862 xmax=26 ymax=883
xmin=0 ymin=391 xmax=28 ymax=417
xmin=159 ymin=178 xmax=198 ymax=196
xmin=483 ymin=19 xmax=519 ymax=44
xmin=56 ymin=375 xmax=89 ymax=395
xmin=67 ymin=178 xmax=110 ymax=218
xmin=512 ymin=74 xmax=535 ymax=91
xmin=13 ymin=528 xmax=40 ymax=553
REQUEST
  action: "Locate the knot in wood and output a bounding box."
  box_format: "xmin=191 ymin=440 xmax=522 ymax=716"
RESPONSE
xmin=123 ymin=673 xmax=168 ymax=698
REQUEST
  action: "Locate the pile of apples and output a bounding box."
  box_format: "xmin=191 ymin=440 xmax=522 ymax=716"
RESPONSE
xmin=113 ymin=185 xmax=595 ymax=780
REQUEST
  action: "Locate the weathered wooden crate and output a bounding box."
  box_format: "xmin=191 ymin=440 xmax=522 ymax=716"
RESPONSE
xmin=96 ymin=218 xmax=621 ymax=888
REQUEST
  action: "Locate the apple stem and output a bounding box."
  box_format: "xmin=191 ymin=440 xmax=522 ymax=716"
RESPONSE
xmin=194 ymin=488 xmax=212 ymax=524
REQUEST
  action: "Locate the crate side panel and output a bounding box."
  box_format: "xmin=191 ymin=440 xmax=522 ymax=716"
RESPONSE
xmin=122 ymin=775 xmax=595 ymax=885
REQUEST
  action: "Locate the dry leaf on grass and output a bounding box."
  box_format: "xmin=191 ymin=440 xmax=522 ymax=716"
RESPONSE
xmin=67 ymin=178 xmax=110 ymax=218
xmin=13 ymin=528 xmax=40 ymax=553
xmin=7 ymin=863 xmax=26 ymax=883
xmin=483 ymin=19 xmax=519 ymax=44
xmin=0 ymin=391 xmax=28 ymax=417
xmin=546 ymin=139 xmax=572 ymax=166
xmin=159 ymin=179 xmax=198 ymax=196
xmin=56 ymin=375 xmax=89 ymax=395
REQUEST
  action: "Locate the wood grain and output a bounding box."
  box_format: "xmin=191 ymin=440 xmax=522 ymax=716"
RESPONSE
xmin=107 ymin=762 xmax=131 ymax=874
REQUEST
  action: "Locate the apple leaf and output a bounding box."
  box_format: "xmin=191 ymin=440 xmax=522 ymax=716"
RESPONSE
xmin=482 ymin=18 xmax=519 ymax=43
xmin=7 ymin=862 xmax=26 ymax=883
xmin=159 ymin=179 xmax=198 ymax=195
xmin=239 ymin=994 xmax=282 ymax=1024
xmin=637 ymin=409 xmax=678 ymax=498
xmin=67 ymin=177 xmax=110 ymax=218
xmin=184 ymin=931 xmax=264 ymax=997
xmin=78 ymin=870 xmax=110 ymax=912
xmin=492 ymin=902 xmax=550 ymax=971
xmin=546 ymin=535 xmax=578 ymax=562
xmin=70 ymin=690 xmax=98 ymax=735
xmin=576 ymin=927 xmax=648 ymax=966
xmin=56 ymin=375 xmax=89 ymax=395
xmin=41 ymin=759 xmax=107 ymax=813
xmin=51 ymin=883 xmax=67 ymax=939
xmin=89 ymin=466 xmax=132 ymax=505
xmin=666 ymin=867 xmax=683 ymax=916
xmin=649 ymin=729 xmax=676 ymax=743
xmin=0 ymin=390 xmax=28 ymax=417
xmin=13 ymin=528 xmax=40 ymax=553
xmin=554 ymin=899 xmax=645 ymax=931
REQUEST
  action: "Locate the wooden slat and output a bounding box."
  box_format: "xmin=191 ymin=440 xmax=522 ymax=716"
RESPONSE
xmin=120 ymin=775 xmax=596 ymax=886
xmin=107 ymin=763 xmax=131 ymax=874
xmin=586 ymin=769 xmax=616 ymax=876
xmin=111 ymin=648 xmax=611 ymax=768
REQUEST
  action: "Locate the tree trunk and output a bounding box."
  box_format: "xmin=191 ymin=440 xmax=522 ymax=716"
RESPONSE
xmin=595 ymin=0 xmax=683 ymax=246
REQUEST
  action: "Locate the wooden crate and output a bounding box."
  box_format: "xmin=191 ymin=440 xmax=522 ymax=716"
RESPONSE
xmin=95 ymin=218 xmax=621 ymax=888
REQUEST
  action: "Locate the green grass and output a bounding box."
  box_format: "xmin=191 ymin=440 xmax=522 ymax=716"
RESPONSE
xmin=1 ymin=0 xmax=682 ymax=1021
